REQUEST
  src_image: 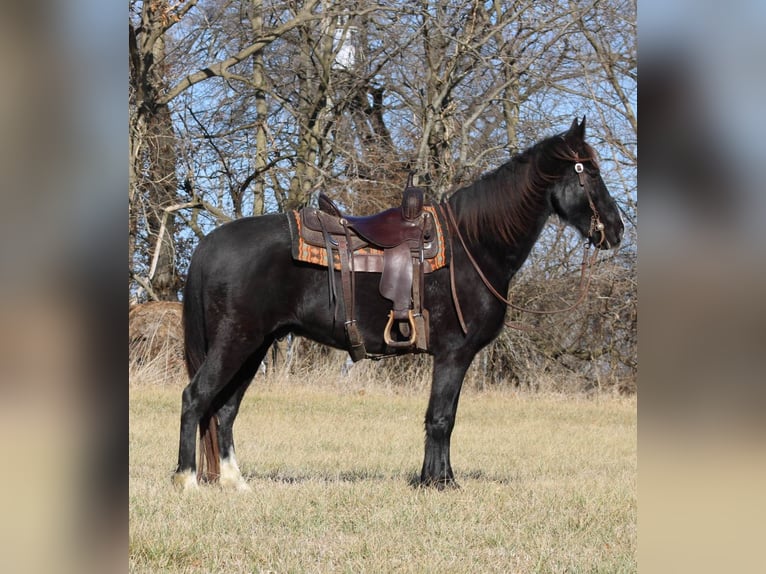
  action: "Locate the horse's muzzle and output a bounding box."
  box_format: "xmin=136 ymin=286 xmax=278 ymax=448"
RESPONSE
xmin=590 ymin=220 xmax=624 ymax=249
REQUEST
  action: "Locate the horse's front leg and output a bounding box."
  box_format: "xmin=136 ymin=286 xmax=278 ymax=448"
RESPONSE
xmin=420 ymin=354 xmax=472 ymax=488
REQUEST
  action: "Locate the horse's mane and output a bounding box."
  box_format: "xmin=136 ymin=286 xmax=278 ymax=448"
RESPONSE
xmin=453 ymin=134 xmax=598 ymax=244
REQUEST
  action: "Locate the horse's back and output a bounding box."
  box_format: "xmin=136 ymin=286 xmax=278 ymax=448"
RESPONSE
xmin=189 ymin=214 xmax=290 ymax=275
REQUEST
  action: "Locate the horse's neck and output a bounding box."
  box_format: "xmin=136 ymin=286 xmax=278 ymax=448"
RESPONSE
xmin=449 ymin=189 xmax=551 ymax=281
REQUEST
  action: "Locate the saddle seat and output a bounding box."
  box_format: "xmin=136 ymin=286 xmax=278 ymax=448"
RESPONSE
xmin=315 ymin=191 xmax=432 ymax=249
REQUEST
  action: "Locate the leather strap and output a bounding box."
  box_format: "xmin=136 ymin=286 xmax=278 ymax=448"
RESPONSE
xmin=436 ymin=202 xmax=468 ymax=335
xmin=338 ymin=233 xmax=366 ymax=361
xmin=317 ymin=215 xmax=337 ymax=317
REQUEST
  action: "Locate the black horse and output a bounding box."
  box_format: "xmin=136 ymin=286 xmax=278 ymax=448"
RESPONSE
xmin=173 ymin=117 xmax=624 ymax=491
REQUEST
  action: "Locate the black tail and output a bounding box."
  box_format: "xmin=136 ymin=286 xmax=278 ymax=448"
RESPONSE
xmin=182 ymin=256 xmax=221 ymax=482
xmin=183 ymin=250 xmax=207 ymax=379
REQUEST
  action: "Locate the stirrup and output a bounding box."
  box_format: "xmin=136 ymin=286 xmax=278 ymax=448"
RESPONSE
xmin=383 ymin=310 xmax=417 ymax=349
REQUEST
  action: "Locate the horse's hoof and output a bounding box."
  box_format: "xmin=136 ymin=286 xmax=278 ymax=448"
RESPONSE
xmin=220 ymin=476 xmax=252 ymax=492
xmin=172 ymin=470 xmax=199 ymax=491
xmin=219 ymin=458 xmax=252 ymax=491
xmin=434 ymin=478 xmax=460 ymax=491
xmin=418 ymin=476 xmax=460 ymax=490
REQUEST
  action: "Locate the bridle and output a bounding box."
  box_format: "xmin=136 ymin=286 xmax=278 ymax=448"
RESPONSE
xmin=561 ymin=137 xmax=607 ymax=247
xmin=439 ymin=156 xmax=605 ymax=334
xmin=573 ymin=157 xmax=607 ymax=248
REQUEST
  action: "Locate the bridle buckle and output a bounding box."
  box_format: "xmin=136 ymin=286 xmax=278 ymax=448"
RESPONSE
xmin=574 ymin=162 xmax=586 ymax=187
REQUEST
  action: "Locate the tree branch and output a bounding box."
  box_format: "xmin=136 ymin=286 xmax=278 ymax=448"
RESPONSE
xmin=158 ymin=0 xmax=321 ymax=105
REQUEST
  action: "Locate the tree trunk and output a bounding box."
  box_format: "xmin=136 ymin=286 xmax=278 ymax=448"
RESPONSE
xmin=286 ymin=19 xmax=333 ymax=211
xmin=250 ymin=0 xmax=268 ymax=217
xmin=129 ymin=0 xmax=181 ymax=301
xmin=145 ymin=101 xmax=180 ymax=300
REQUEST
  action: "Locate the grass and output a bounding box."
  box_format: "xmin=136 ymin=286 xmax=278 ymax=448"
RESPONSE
xmin=129 ymin=378 xmax=636 ymax=573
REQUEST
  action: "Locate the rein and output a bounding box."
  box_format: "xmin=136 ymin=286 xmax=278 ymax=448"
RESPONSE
xmin=439 ymin=160 xmax=605 ymax=334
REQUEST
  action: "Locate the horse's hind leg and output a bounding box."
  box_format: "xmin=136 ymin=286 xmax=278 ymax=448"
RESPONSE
xmin=214 ymin=384 xmax=251 ymax=491
xmin=214 ymin=341 xmax=272 ymax=491
xmin=173 ymin=338 xmax=262 ymax=490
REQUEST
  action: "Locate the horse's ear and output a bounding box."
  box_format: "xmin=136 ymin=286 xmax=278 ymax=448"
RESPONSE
xmin=569 ymin=117 xmax=579 ymax=133
xmin=567 ymin=116 xmax=586 ymax=142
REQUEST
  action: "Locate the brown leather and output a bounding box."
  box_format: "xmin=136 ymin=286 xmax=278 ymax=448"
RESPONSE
xmin=401 ymin=186 xmax=424 ymax=220
xmin=301 ymin=209 xmax=368 ymax=250
xmin=379 ymin=243 xmax=414 ymax=317
xmin=344 ymin=208 xmax=424 ymax=248
xmin=301 ymin=208 xmax=440 ymax=259
xmin=316 ymin=188 xmax=429 ymax=248
xmin=302 ymin=207 xmax=345 ymax=235
xmin=351 ymin=253 xmax=432 ymax=274
xmin=350 ymin=253 xmax=385 ymax=273
xmin=318 ymin=192 xmax=342 ymax=216
xmin=338 ymin=236 xmax=366 ymax=362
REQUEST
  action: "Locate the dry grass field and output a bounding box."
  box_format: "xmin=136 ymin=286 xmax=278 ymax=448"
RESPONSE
xmin=130 ymin=365 xmax=635 ymax=573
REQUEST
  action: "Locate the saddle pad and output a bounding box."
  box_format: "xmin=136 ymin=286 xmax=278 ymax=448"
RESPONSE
xmin=287 ymin=205 xmax=448 ymax=272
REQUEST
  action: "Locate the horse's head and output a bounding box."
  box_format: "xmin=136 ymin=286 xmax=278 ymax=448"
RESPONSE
xmin=549 ymin=117 xmax=624 ymax=249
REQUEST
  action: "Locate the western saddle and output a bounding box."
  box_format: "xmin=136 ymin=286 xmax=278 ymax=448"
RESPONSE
xmin=295 ymin=175 xmax=439 ymax=361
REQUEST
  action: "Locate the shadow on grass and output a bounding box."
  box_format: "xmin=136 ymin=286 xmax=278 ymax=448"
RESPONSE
xmin=243 ymin=468 xmax=513 ymax=487
xmin=461 ymin=469 xmax=515 ymax=485
xmin=406 ymin=469 xmax=514 ymax=489
xmin=245 ymin=468 xmax=396 ymax=484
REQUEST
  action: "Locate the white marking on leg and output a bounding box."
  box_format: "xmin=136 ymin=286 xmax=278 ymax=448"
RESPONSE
xmin=171 ymin=469 xmax=198 ymax=491
xmin=219 ymin=448 xmax=251 ymax=491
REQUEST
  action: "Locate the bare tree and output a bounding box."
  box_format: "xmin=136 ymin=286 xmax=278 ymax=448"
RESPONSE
xmin=129 ymin=0 xmax=324 ymax=301
xmin=128 ymin=0 xmax=637 ymax=387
